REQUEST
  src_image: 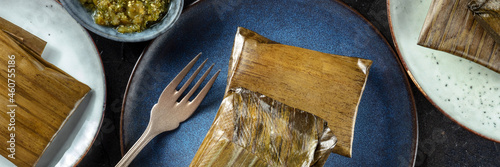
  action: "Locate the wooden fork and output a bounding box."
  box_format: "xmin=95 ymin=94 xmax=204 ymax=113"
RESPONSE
xmin=116 ymin=53 xmax=220 ymax=167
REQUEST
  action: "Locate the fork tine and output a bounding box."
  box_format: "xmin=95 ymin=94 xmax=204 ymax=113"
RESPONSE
xmin=177 ymin=68 xmax=219 ymax=122
xmin=174 ymin=58 xmax=207 ymax=99
xmin=186 ymin=69 xmax=220 ymax=107
xmin=159 ymin=53 xmax=201 ymax=101
xmin=180 ymin=64 xmax=215 ymax=104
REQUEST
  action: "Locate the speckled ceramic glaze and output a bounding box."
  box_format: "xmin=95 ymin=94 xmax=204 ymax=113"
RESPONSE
xmin=389 ymin=0 xmax=500 ymax=141
xmin=59 ymin=0 xmax=183 ymax=42
xmin=0 ymin=0 xmax=106 ymax=166
xmin=121 ymin=0 xmax=417 ymax=166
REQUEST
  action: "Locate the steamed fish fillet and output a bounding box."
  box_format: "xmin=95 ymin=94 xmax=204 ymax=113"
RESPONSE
xmin=190 ymin=88 xmax=337 ymax=167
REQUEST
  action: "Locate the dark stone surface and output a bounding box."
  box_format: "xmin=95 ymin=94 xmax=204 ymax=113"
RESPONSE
xmin=76 ymin=0 xmax=500 ymax=166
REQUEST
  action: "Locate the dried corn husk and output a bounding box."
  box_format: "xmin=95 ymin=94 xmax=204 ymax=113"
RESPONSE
xmin=190 ymin=27 xmax=372 ymax=165
xmin=468 ymin=0 xmax=500 ymax=44
xmin=418 ymin=0 xmax=500 ymax=73
xmin=190 ymin=88 xmax=336 ymax=166
xmin=0 ymin=17 xmax=46 ymax=57
xmin=0 ymin=20 xmax=91 ymax=166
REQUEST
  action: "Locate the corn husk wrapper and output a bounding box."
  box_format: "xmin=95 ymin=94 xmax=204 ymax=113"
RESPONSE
xmin=190 ymin=27 xmax=372 ymax=166
xmin=0 ymin=19 xmax=91 ymax=166
xmin=0 ymin=17 xmax=46 ymax=57
xmin=190 ymin=88 xmax=337 ymax=166
xmin=468 ymin=0 xmax=500 ymax=44
xmin=418 ymin=0 xmax=500 ymax=73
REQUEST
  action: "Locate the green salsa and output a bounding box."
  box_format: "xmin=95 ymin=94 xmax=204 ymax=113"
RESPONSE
xmin=80 ymin=0 xmax=170 ymax=33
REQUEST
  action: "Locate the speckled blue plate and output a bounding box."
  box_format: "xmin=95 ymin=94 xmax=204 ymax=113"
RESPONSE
xmin=121 ymin=0 xmax=417 ymax=166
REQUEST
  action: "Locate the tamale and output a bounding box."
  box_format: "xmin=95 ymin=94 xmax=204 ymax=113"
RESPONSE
xmin=190 ymin=88 xmax=336 ymax=166
xmin=191 ymin=27 xmax=371 ymax=165
xmin=0 ymin=17 xmax=46 ymax=57
xmin=418 ymin=0 xmax=500 ymax=73
xmin=0 ymin=24 xmax=91 ymax=166
xmin=468 ymin=0 xmax=500 ymax=44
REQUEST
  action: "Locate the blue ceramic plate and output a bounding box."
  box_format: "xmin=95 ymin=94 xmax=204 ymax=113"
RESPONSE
xmin=121 ymin=0 xmax=417 ymax=166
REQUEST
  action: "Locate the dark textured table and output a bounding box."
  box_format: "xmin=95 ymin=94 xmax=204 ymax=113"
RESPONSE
xmin=76 ymin=0 xmax=500 ymax=166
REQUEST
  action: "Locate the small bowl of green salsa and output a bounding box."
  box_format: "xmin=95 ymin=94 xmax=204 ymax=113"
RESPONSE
xmin=60 ymin=0 xmax=183 ymax=42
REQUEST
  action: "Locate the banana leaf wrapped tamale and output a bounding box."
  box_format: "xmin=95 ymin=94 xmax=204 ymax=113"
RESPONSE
xmin=190 ymin=88 xmax=336 ymax=166
xmin=190 ymin=27 xmax=372 ymax=166
xmin=0 ymin=19 xmax=91 ymax=166
xmin=418 ymin=0 xmax=500 ymax=73
xmin=468 ymin=0 xmax=500 ymax=44
xmin=0 ymin=17 xmax=46 ymax=57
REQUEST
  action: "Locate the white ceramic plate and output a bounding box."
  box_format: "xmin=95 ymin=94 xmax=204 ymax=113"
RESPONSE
xmin=388 ymin=0 xmax=500 ymax=141
xmin=0 ymin=0 xmax=106 ymax=166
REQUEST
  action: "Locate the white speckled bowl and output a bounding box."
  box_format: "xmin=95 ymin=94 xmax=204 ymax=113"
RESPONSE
xmin=388 ymin=0 xmax=500 ymax=141
xmin=60 ymin=0 xmax=183 ymax=42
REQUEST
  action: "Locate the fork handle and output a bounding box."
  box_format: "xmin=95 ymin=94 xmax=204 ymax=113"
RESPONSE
xmin=116 ymin=124 xmax=158 ymax=167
